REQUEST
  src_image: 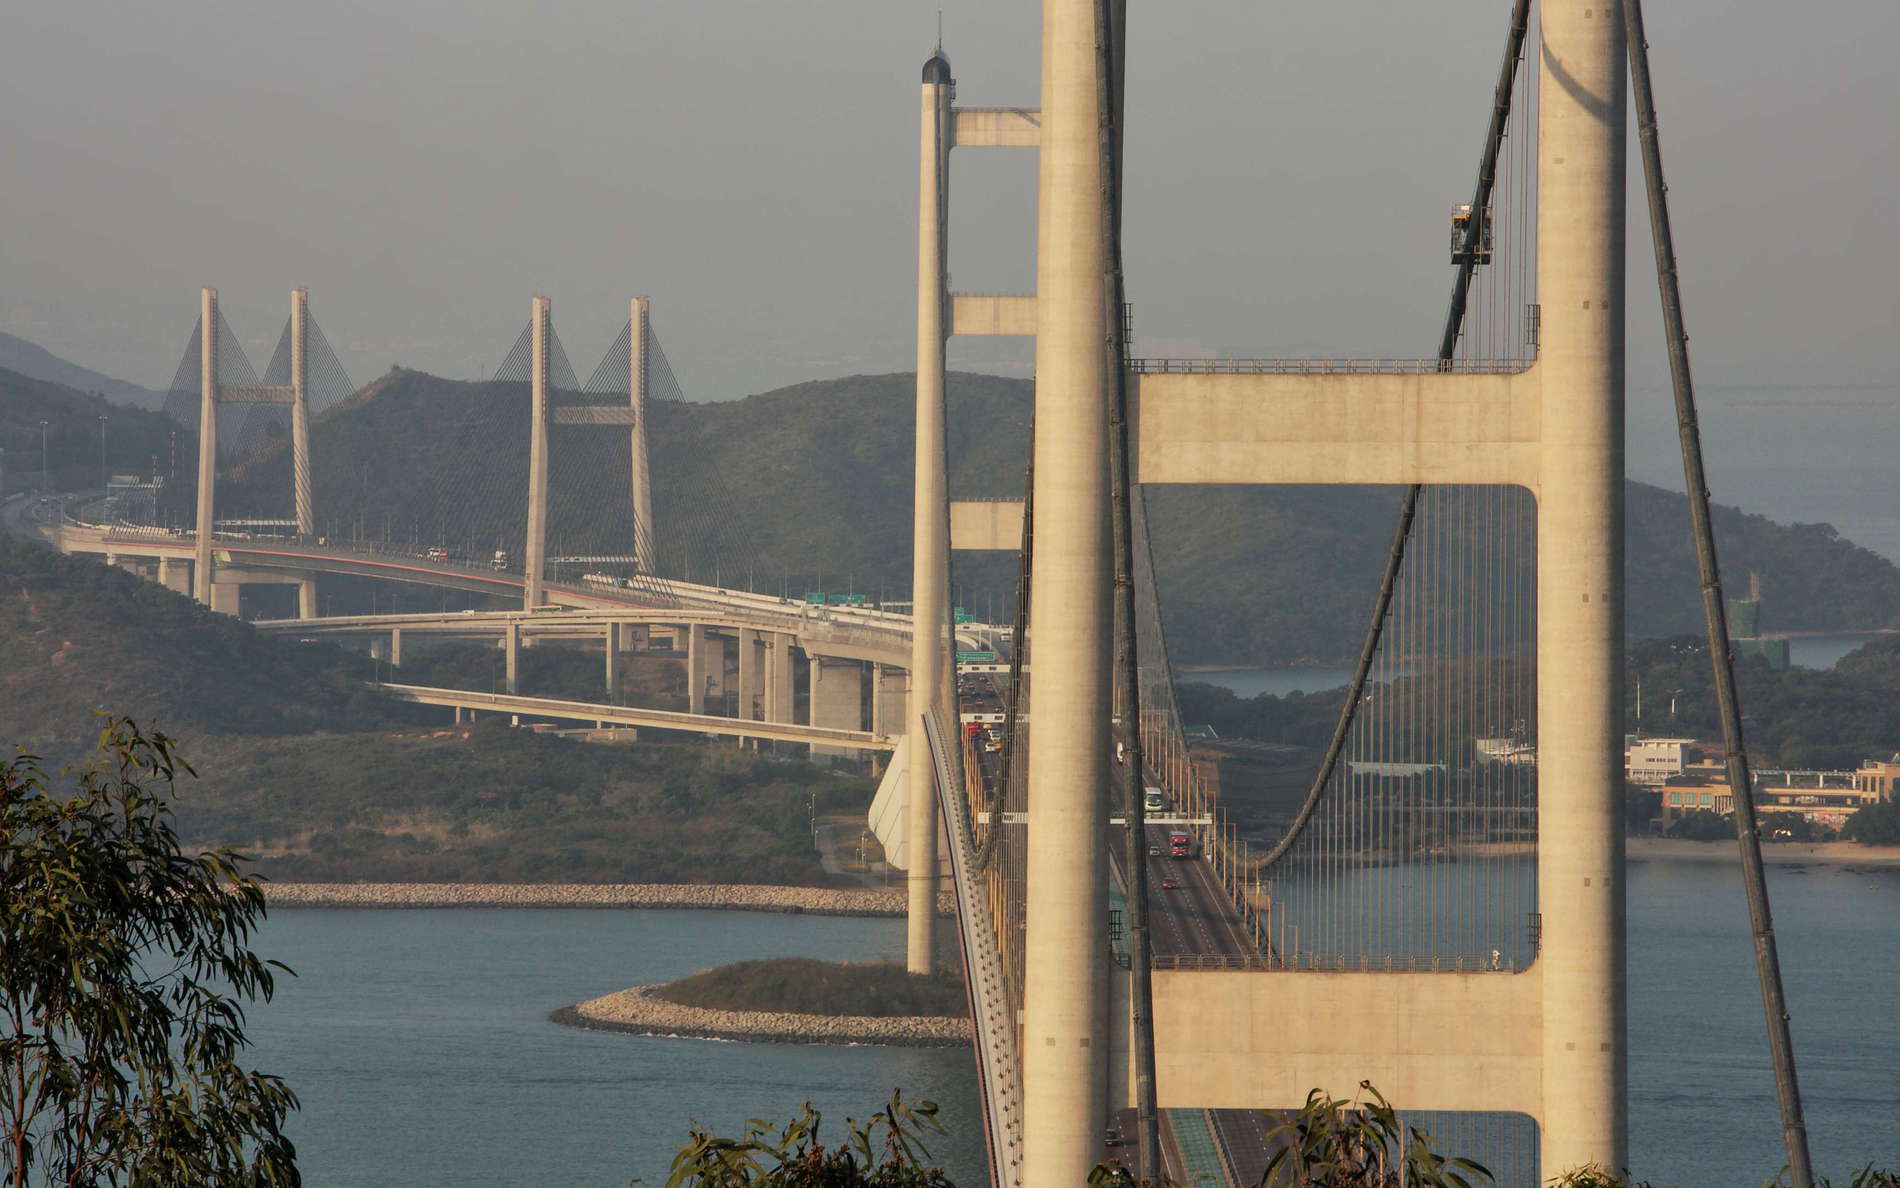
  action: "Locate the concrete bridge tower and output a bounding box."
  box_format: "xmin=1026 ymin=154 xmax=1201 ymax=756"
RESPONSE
xmin=290 ymin=288 xmax=317 ymax=618
xmin=523 ymin=296 xmax=552 ymax=610
xmin=1016 ymin=0 xmax=1628 ymax=1181
xmin=906 ymin=48 xmax=955 ymax=975
xmin=629 ymin=296 xmax=655 ymax=575
xmin=189 ymin=287 xmax=321 ymax=614
xmin=1020 ymin=0 xmax=1113 ymax=1179
xmin=192 ymin=287 xmax=220 ymax=603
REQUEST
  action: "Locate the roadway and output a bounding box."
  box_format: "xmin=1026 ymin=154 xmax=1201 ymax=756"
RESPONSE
xmin=953 ymin=659 xmax=1275 ymax=1188
xmin=374 ymin=682 xmax=894 ymax=750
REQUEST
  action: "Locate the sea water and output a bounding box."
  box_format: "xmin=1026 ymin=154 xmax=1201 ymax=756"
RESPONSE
xmin=245 ymin=862 xmax=1900 ymax=1186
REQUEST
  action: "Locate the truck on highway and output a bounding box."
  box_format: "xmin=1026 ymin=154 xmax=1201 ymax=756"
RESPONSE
xmin=1167 ymin=829 xmax=1192 ymax=859
xmin=1143 ymin=786 xmax=1165 ymax=814
xmin=491 ymin=550 xmax=510 ymax=570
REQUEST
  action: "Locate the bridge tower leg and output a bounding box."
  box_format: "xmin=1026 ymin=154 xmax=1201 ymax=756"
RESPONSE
xmin=290 ymin=288 xmax=318 ymax=619
xmin=192 ymin=287 xmax=219 ymax=604
xmin=1537 ymin=0 xmax=1628 ymax=1175
xmin=523 ymin=296 xmax=551 ymax=610
xmin=629 ymin=297 xmax=656 ymax=575
xmin=906 ymin=44 xmax=954 ymax=976
xmin=1021 ymin=0 xmax=1112 ymax=1179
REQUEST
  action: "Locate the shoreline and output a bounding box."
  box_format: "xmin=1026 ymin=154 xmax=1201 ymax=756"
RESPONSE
xmin=263 ymin=882 xmax=957 ymax=916
xmin=261 ymin=838 xmax=1900 ymax=913
xmin=551 ymin=985 xmax=972 ymax=1048
xmin=1626 ymin=838 xmax=1900 ymax=867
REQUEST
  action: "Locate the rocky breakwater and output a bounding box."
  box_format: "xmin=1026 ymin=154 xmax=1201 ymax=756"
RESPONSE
xmin=264 ymin=883 xmax=957 ymax=916
xmin=553 ymin=985 xmax=973 ymax=1048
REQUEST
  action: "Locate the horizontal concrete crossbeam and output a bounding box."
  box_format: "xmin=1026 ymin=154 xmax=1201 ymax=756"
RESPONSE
xmin=1136 ymin=366 xmax=1543 ymax=491
xmin=1143 ymin=966 xmax=1542 ymax=1117
xmin=951 ymin=294 xmax=1037 ymax=337
xmin=952 ymin=106 xmax=1041 ymax=147
xmin=552 ymin=406 xmax=639 ymax=425
xmin=950 ymin=500 xmax=1025 ymax=550
xmin=220 ymin=385 xmax=296 ymax=405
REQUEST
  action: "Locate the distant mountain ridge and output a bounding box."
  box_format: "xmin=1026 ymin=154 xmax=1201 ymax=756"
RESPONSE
xmin=0 ymin=329 xmax=164 ymax=409
xmin=215 ymin=368 xmax=1900 ymax=665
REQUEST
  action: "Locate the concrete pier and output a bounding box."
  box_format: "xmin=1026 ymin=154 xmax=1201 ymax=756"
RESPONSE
xmin=764 ymin=633 xmax=795 ymax=726
xmin=810 ymin=656 xmax=865 ymax=760
xmin=737 ymin=629 xmax=763 ymax=725
xmin=604 ymin=622 xmax=621 ymax=699
xmin=157 ymin=556 xmax=190 ymax=594
xmin=686 ymin=624 xmax=715 ymax=715
xmin=504 ymin=621 xmax=521 ymax=694
xmin=872 ymin=663 xmax=907 ymax=736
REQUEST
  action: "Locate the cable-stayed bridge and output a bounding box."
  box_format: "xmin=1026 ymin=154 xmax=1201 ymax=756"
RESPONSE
xmin=9 ymin=0 xmax=1670 ymax=1182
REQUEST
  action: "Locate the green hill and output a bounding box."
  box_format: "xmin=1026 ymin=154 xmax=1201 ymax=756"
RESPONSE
xmin=0 ymin=534 xmax=382 ymax=748
xmin=0 ymin=537 xmax=871 ymax=884
xmin=650 ymin=958 xmax=965 ymax=1017
xmin=0 ymin=367 xmax=186 ymax=495
xmin=1180 ymin=632 xmax=1900 ymax=773
xmin=215 ymin=369 xmax=1900 ymax=665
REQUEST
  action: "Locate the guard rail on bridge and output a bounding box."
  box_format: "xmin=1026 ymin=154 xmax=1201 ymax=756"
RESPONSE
xmin=1128 ymin=356 xmax=1534 ymax=375
xmin=927 ymin=709 xmax=1023 ymax=1188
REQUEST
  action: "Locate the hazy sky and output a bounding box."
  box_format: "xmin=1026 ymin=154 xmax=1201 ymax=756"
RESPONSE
xmin=2 ymin=1 xmax=1894 ymax=406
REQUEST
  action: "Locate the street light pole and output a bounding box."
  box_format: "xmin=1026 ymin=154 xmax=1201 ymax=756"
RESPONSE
xmin=39 ymin=421 xmax=49 ymax=495
xmin=98 ymin=415 xmax=108 ymax=493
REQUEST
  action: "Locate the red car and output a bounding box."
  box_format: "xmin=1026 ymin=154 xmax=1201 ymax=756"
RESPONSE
xmin=1160 ymin=879 xmax=1180 ymax=890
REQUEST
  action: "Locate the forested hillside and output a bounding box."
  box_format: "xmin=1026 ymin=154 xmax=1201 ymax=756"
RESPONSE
xmin=0 ymin=368 xmax=185 ymax=494
xmin=0 ymin=534 xmax=382 ymax=749
xmin=1179 ymin=633 xmax=1900 ymax=772
xmin=216 ymin=369 xmax=1900 ymax=664
xmin=0 ymin=538 xmax=871 ymax=883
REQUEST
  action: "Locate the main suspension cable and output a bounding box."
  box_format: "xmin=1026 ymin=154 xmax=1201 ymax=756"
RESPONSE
xmin=1623 ymin=1 xmax=1814 ymax=1180
xmin=1095 ymin=0 xmax=1161 ymax=1177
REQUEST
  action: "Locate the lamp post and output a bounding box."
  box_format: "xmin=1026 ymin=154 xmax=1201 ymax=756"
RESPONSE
xmin=98 ymin=415 xmax=108 ymax=493
xmin=39 ymin=421 xmax=49 ymax=495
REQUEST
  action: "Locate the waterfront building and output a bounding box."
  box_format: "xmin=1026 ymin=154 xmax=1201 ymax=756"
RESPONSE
xmin=1853 ymin=756 xmax=1900 ymax=800
xmin=1657 ymin=758 xmax=1888 ymax=831
xmin=1626 ymin=736 xmax=1699 ymax=785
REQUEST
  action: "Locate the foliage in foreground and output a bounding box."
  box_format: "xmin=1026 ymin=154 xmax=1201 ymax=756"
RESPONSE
xmin=651 ymin=959 xmax=966 ymax=1019
xmin=660 ymin=1090 xmax=951 ymax=1187
xmin=1260 ymin=1083 xmax=1490 ymax=1187
xmin=0 ymin=718 xmax=298 ymax=1185
xmin=1553 ymin=1162 xmax=1900 ymax=1187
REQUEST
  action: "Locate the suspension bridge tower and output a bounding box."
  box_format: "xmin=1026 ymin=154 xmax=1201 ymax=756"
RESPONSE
xmin=1010 ymin=0 xmax=1630 ymax=1181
